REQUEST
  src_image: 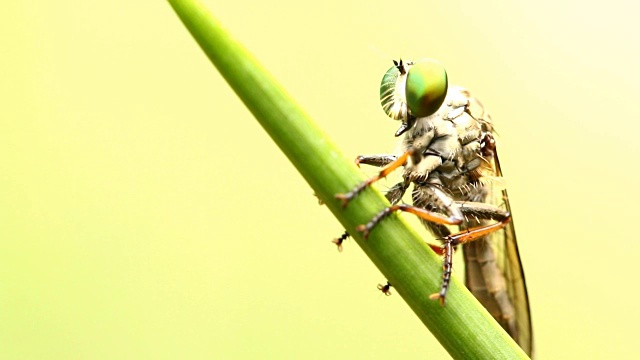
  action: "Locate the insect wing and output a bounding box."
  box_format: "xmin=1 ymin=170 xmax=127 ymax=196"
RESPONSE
xmin=459 ymin=91 xmax=533 ymax=356
xmin=491 ymin=152 xmax=533 ymax=356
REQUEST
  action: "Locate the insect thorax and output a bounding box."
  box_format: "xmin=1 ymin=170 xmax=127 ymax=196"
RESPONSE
xmin=402 ymin=86 xmax=494 ymax=202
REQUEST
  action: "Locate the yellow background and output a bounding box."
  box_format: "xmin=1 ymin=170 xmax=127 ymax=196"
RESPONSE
xmin=2 ymin=1 xmax=639 ymax=358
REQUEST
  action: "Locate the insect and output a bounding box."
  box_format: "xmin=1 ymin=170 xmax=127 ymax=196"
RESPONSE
xmin=334 ymin=59 xmax=533 ymax=356
xmin=377 ymin=281 xmax=393 ymax=296
xmin=331 ymin=231 xmax=349 ymax=252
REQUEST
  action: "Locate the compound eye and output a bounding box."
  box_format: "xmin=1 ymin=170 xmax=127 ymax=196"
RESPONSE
xmin=379 ymin=65 xmax=404 ymax=120
xmin=405 ymin=60 xmax=448 ymax=117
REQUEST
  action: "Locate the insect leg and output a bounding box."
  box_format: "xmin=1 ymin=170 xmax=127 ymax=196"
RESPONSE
xmin=356 ymin=203 xmax=462 ymax=239
xmin=357 ymin=185 xmax=464 ymax=239
xmin=430 ymin=202 xmax=511 ymax=305
xmin=354 ymin=154 xmax=398 ymax=168
xmin=335 ymin=148 xmax=414 ymax=207
xmin=457 ymin=201 xmax=525 ymax=344
xmin=448 ymin=202 xmax=510 ymax=246
xmin=331 ymin=180 xmax=409 ymax=251
xmin=384 ymin=180 xmax=409 ymax=205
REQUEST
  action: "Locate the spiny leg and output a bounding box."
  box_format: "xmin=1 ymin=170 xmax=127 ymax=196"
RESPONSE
xmin=330 ymin=151 xmax=407 ymax=251
xmin=354 ymin=155 xmax=409 ymax=205
xmin=335 ymin=148 xmax=414 ymax=207
xmin=428 ymin=240 xmax=455 ymax=305
xmin=355 ymin=203 xmax=462 ymax=238
xmin=411 ymin=186 xmax=512 ymax=305
xmin=353 ymin=185 xmax=456 ymax=253
xmin=429 ymin=202 xmax=511 ymax=305
xmin=384 ymin=181 xmax=410 ymax=205
xmin=355 ymin=154 xmax=398 ymax=168
xmin=331 ymin=181 xmax=408 ymax=251
xmin=357 ymin=186 xmax=464 ymax=239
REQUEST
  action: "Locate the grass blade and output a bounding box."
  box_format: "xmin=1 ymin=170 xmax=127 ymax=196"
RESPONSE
xmin=167 ymin=0 xmax=530 ymax=358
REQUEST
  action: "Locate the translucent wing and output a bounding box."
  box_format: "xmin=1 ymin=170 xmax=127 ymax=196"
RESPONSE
xmin=491 ymin=151 xmax=533 ymax=356
xmin=461 ymin=93 xmax=533 ymax=356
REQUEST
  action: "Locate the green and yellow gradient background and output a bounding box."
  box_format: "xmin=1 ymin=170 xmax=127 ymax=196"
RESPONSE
xmin=2 ymin=1 xmax=639 ymax=358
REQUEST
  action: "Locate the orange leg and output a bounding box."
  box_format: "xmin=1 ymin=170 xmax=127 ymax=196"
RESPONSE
xmin=356 ymin=204 xmax=463 ymax=239
xmin=447 ymin=217 xmax=511 ymax=246
xmin=429 ymin=211 xmax=511 ymax=305
xmin=335 ymin=148 xmax=414 ymax=207
xmin=331 ymin=181 xmax=408 ymax=252
xmin=354 ymin=181 xmax=512 ymax=306
xmin=355 ymin=185 xmax=465 ymax=239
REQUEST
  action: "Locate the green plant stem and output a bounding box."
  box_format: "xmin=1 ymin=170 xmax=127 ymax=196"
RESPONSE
xmin=167 ymin=0 xmax=530 ymax=358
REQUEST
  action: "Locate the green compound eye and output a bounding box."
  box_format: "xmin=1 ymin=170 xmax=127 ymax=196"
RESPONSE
xmin=379 ymin=63 xmax=404 ymax=120
xmin=405 ymin=60 xmax=448 ymax=117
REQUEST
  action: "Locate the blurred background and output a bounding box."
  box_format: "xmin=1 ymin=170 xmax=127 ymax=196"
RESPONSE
xmin=2 ymin=0 xmax=639 ymax=358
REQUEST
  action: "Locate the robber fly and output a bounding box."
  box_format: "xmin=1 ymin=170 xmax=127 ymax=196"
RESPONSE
xmin=334 ymin=59 xmax=533 ymax=356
